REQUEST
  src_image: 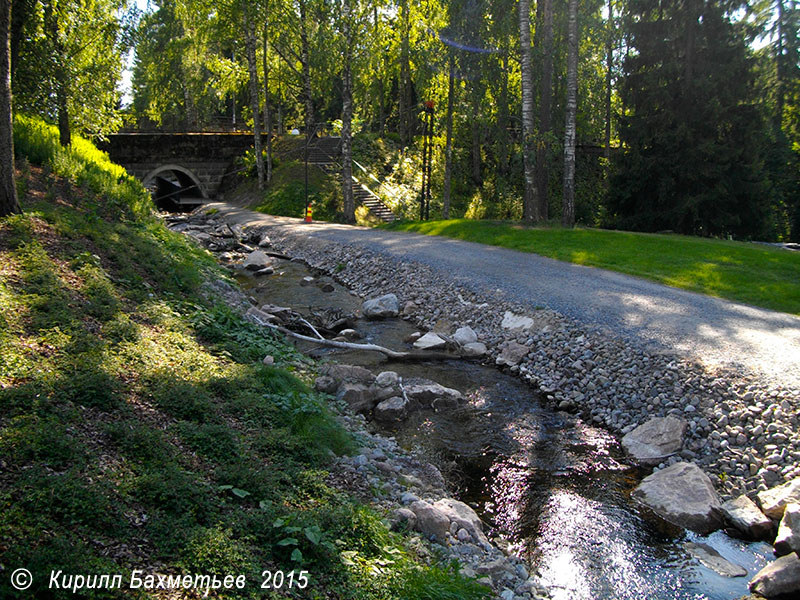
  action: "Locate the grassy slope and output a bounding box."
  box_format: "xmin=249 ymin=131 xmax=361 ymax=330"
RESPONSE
xmin=385 ymin=219 xmax=800 ymax=315
xmin=0 ymin=117 xmax=489 ymax=600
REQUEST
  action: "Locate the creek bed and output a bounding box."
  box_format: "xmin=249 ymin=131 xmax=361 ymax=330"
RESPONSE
xmin=238 ymin=259 xmax=772 ymax=600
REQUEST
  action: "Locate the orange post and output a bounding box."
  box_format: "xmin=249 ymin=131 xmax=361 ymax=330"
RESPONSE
xmin=304 ymin=206 xmax=313 ymax=223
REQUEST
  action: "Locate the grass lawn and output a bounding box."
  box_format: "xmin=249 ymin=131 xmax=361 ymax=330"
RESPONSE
xmin=384 ymin=219 xmax=800 ymax=315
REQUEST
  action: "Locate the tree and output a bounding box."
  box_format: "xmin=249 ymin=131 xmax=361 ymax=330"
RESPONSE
xmin=0 ymin=0 xmax=19 ymax=217
xmin=535 ymin=0 xmax=553 ymax=221
xmin=609 ymin=0 xmax=770 ymax=238
xmin=561 ymin=0 xmax=578 ymax=227
xmin=518 ymin=0 xmax=539 ymax=222
xmin=339 ymin=0 xmax=355 ymax=223
xmin=442 ymin=52 xmax=455 ymax=219
xmin=243 ymin=0 xmax=265 ymax=188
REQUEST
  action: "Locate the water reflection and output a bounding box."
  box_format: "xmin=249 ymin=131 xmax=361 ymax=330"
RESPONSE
xmin=238 ymin=262 xmax=772 ymax=600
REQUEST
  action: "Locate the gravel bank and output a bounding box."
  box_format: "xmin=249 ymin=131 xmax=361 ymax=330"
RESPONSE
xmin=202 ymin=205 xmax=800 ymax=503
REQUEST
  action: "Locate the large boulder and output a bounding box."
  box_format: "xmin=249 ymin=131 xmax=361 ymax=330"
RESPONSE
xmin=433 ymin=498 xmax=488 ymax=544
xmin=322 ymin=364 xmax=375 ymax=386
xmin=621 ymin=416 xmax=687 ymax=465
xmin=404 ymin=382 xmax=463 ymax=409
xmin=749 ymin=552 xmax=800 ymax=598
xmin=496 ymin=342 xmax=530 ymax=367
xmin=462 ymin=342 xmax=487 ymax=357
xmin=775 ymin=503 xmax=800 ymax=556
xmin=758 ymin=477 xmax=800 ymax=519
xmin=721 ymin=495 xmax=774 ymax=540
xmin=374 ymin=396 xmax=416 ymax=424
xmin=453 ymin=326 xmax=478 ymax=346
xmin=242 ymin=250 xmax=273 ymax=271
xmin=337 ymin=383 xmax=379 ymax=415
xmin=632 ymin=462 xmax=723 ymax=534
xmin=362 ymin=294 xmax=400 ymax=319
xmin=409 ymin=500 xmax=451 ymax=543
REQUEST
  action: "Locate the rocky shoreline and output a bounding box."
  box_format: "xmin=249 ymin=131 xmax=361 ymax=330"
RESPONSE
xmin=174 ymin=206 xmax=800 ymax=598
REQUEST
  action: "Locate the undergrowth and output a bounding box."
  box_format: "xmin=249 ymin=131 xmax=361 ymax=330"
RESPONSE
xmin=0 ymin=116 xmax=490 ymax=599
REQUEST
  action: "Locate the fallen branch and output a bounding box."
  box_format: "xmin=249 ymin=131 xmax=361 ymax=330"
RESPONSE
xmin=254 ymin=317 xmax=460 ymax=361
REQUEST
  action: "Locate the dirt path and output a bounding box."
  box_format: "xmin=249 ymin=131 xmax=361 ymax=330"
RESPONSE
xmin=209 ymin=204 xmax=800 ymax=388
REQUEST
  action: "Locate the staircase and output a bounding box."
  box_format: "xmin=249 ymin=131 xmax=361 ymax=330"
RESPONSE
xmin=306 ymin=136 xmax=396 ymax=223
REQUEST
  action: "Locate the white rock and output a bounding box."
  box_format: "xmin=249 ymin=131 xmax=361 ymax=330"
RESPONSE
xmin=433 ymin=498 xmax=488 ymax=544
xmin=758 ymin=477 xmax=800 ymax=519
xmin=462 ymin=342 xmax=487 ymax=357
xmin=622 ymin=417 xmax=687 ymax=465
xmin=453 ymin=326 xmax=478 ymax=345
xmin=362 ymin=294 xmax=400 ymax=318
xmin=750 ymin=552 xmax=800 ymax=598
xmin=375 ymin=371 xmax=399 ymax=388
xmin=413 ymin=332 xmax=447 ymax=350
xmin=374 ymin=397 xmax=413 ymax=424
xmin=501 ymin=311 xmax=535 ymax=332
xmin=409 ymin=500 xmax=451 ymax=543
xmin=632 ymin=462 xmax=723 ymax=534
xmin=404 ymin=382 xmax=463 ymax=408
xmin=775 ymin=503 xmax=800 ymax=556
xmin=496 ymin=342 xmax=530 ymax=367
xmin=242 ymin=250 xmax=272 ymax=271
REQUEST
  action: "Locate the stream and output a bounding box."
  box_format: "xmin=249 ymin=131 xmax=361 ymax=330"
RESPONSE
xmin=238 ymin=258 xmax=773 ymax=600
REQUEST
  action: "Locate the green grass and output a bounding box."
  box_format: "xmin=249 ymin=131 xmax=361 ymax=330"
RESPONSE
xmin=0 ymin=117 xmax=491 ymax=600
xmin=384 ymin=219 xmax=800 ymax=315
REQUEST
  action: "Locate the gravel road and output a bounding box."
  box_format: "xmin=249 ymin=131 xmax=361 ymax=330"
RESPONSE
xmin=210 ymin=205 xmax=800 ymax=388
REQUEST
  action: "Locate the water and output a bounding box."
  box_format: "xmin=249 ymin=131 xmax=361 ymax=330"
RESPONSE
xmin=238 ymin=260 xmax=772 ymax=600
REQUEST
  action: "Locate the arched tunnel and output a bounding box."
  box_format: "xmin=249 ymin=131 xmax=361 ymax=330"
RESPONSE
xmin=143 ymin=164 xmax=207 ymax=212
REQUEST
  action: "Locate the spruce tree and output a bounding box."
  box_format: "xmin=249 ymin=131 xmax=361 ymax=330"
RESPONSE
xmin=609 ymin=0 xmax=770 ymax=238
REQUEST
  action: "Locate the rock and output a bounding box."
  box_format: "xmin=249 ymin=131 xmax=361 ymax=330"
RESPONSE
xmin=338 ymin=328 xmax=362 ymax=341
xmin=322 ymin=364 xmax=375 ymax=386
xmin=375 ymin=371 xmax=399 ymax=388
xmin=262 ymin=355 xmax=275 ymax=366
xmin=433 ymin=498 xmax=488 ymax=544
xmin=501 ymin=311 xmax=535 ymax=332
xmin=299 ymin=276 xmax=315 ymax=286
xmin=632 ymin=462 xmax=723 ymax=534
xmin=622 ymin=416 xmax=687 ymax=465
xmin=684 ymin=542 xmax=747 ymax=577
xmin=391 ymin=508 xmax=417 ymax=531
xmin=314 ymin=375 xmax=338 ymax=394
xmin=749 ymin=552 xmax=800 ymax=598
xmin=402 ymin=301 xmax=417 ymax=316
xmin=462 ymin=342 xmax=487 ymax=357
xmin=453 ymin=326 xmax=478 ymax=346
xmin=758 ymin=477 xmax=800 ymax=519
xmin=337 ymin=383 xmax=379 ymax=415
xmin=721 ymin=495 xmax=774 ymax=540
xmin=374 ymin=397 xmax=414 ymax=424
xmin=775 ymin=503 xmax=800 ymax=556
xmin=258 ymin=233 xmax=271 ymax=247
xmin=242 ymin=250 xmax=273 ymax=271
xmin=413 ymin=332 xmax=447 ymax=350
xmin=362 ymin=294 xmax=400 ymax=319
xmin=410 ymin=500 xmax=451 ymax=543
xmin=496 ymin=342 xmax=530 ymax=367
xmin=254 ymin=266 xmax=274 ymax=276
xmin=404 ymin=382 xmax=463 ymax=408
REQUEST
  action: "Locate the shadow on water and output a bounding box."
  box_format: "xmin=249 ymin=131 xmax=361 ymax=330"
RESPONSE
xmin=238 ymin=260 xmax=772 ymax=600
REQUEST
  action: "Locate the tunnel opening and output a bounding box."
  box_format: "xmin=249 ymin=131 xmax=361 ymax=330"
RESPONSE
xmin=143 ymin=165 xmax=206 ymax=212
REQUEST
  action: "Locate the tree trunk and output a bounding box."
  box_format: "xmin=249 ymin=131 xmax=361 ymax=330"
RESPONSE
xmin=442 ymin=53 xmax=455 ymax=220
xmin=518 ymin=0 xmax=539 ymax=222
xmin=262 ymin=20 xmax=272 ymax=182
xmin=471 ymin=83 xmax=482 ymax=186
xmin=399 ymin=0 xmax=411 ymax=146
xmin=684 ymin=0 xmax=698 ymax=93
xmin=298 ymin=0 xmax=314 ymax=135
xmin=243 ymin=0 xmax=264 ymax=189
xmin=497 ymin=51 xmax=510 ymax=178
xmin=605 ymin=0 xmax=613 ymax=160
xmin=340 ymin=0 xmax=355 ymax=224
xmin=776 ymin=0 xmax=785 ymax=130
xmin=0 ymin=0 xmax=19 ymax=217
xmin=562 ymin=0 xmax=579 ymax=228
xmin=535 ymin=0 xmax=553 ymax=221
xmin=44 ymin=2 xmax=70 ymax=146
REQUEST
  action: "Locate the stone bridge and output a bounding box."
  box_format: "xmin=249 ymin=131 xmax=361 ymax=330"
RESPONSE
xmin=99 ymin=133 xmax=254 ymax=209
